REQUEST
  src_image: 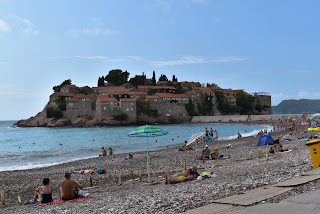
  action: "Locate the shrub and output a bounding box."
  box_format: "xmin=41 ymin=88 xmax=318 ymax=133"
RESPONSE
xmin=46 ymin=107 xmax=63 ymax=119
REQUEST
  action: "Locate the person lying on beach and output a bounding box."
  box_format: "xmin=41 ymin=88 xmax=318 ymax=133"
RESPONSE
xmin=60 ymin=172 xmax=83 ymax=201
xmin=34 ymin=178 xmax=52 ymax=204
xmin=160 ymin=167 xmax=200 ymax=184
xmin=72 ymin=168 xmax=104 ymax=175
xmin=269 ymin=140 xmax=287 ymax=153
xmin=99 ymin=147 xmax=107 ymax=157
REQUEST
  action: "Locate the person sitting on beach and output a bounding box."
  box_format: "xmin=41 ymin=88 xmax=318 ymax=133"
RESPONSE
xmin=60 ymin=172 xmax=83 ymax=201
xmin=109 ymin=147 xmax=113 ymax=155
xmin=237 ymin=133 xmax=242 ymax=139
xmin=211 ymin=147 xmax=219 ymax=160
xmin=161 ymin=167 xmax=199 ymax=184
xmin=180 ymin=141 xmax=190 ymax=151
xmin=201 ymin=145 xmax=211 ymax=159
xmin=269 ymin=140 xmax=285 ymax=153
xmin=34 ymin=178 xmax=52 ymax=204
xmin=99 ymin=147 xmax=107 ymax=157
xmin=215 ymin=130 xmax=218 ymax=140
xmin=72 ymin=168 xmax=104 ymax=175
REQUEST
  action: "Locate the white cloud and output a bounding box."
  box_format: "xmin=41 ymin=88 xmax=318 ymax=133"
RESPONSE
xmin=15 ymin=16 xmax=39 ymax=36
xmin=127 ymin=56 xmax=144 ymax=61
xmin=69 ymin=27 xmax=118 ymax=38
xmin=151 ymin=56 xmax=247 ymax=66
xmin=0 ymin=19 xmax=10 ymax=32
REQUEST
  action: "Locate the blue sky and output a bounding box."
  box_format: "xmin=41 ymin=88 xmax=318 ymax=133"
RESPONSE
xmin=0 ymin=0 xmax=319 ymax=120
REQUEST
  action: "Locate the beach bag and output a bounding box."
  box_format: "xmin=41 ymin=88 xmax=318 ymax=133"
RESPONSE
xmin=78 ymin=190 xmax=90 ymax=198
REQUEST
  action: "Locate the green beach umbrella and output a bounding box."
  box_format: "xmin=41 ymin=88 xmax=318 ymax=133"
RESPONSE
xmin=128 ymin=125 xmax=168 ymax=183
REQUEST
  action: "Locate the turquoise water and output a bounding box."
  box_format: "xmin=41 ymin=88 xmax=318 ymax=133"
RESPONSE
xmin=0 ymin=121 xmax=270 ymax=171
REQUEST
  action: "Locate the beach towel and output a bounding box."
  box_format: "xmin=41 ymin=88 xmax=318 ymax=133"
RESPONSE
xmin=38 ymin=196 xmax=93 ymax=206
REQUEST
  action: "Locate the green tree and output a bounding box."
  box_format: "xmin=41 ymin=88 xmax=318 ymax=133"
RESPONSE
xmin=97 ymin=76 xmax=105 ymax=87
xmin=151 ymin=71 xmax=156 ymax=86
xmin=206 ymin=83 xmax=218 ymax=87
xmin=136 ymin=95 xmax=153 ymax=116
xmin=52 ymin=79 xmax=72 ymax=92
xmin=236 ymin=91 xmax=253 ymax=114
xmin=172 ymin=74 xmax=178 ymax=82
xmin=158 ymin=74 xmax=168 ymax=82
xmin=185 ymin=100 xmax=194 ymax=116
xmin=174 ymin=83 xmax=186 ymax=94
xmin=46 ymin=107 xmax=63 ymax=119
xmin=56 ymin=96 xmax=66 ymax=111
xmin=104 ymin=69 xmax=129 ymax=86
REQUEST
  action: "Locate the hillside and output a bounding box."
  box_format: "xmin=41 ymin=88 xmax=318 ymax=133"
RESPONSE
xmin=272 ymin=99 xmax=320 ymax=114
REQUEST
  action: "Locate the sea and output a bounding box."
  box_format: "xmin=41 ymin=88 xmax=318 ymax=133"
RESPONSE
xmin=0 ymin=120 xmax=270 ymax=172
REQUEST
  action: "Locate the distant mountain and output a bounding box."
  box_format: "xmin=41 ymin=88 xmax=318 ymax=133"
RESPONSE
xmin=272 ymin=99 xmax=320 ymax=114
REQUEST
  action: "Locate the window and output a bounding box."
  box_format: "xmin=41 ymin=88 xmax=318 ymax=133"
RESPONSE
xmin=52 ymin=102 xmax=56 ymax=105
xmin=111 ymin=107 xmax=113 ymax=110
xmin=126 ymin=108 xmax=129 ymax=111
xmin=131 ymin=103 xmax=133 ymax=105
xmin=82 ymin=98 xmax=85 ymax=101
xmin=110 ymin=102 xmax=113 ymax=105
xmin=131 ymin=108 xmax=133 ymax=111
xmin=103 ymin=107 xmax=107 ymax=110
xmin=69 ymin=103 xmax=73 ymax=106
xmin=154 ymin=99 xmax=158 ymax=102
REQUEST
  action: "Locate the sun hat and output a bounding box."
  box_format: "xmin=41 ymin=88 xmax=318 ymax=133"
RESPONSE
xmin=214 ymin=147 xmax=218 ymax=150
xmin=205 ymin=145 xmax=209 ymax=148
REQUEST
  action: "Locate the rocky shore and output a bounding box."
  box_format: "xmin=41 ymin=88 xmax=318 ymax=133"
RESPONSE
xmin=0 ymin=123 xmax=318 ymax=213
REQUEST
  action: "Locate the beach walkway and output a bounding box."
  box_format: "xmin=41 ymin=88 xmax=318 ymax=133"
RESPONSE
xmin=184 ymin=167 xmax=320 ymax=214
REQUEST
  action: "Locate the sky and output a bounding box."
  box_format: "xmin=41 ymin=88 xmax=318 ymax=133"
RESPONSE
xmin=0 ymin=0 xmax=319 ymax=120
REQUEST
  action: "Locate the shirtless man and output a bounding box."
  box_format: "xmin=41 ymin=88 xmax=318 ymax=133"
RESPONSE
xmin=205 ymin=128 xmax=209 ymax=142
xmin=162 ymin=167 xmax=199 ymax=183
xmin=60 ymin=172 xmax=83 ymax=200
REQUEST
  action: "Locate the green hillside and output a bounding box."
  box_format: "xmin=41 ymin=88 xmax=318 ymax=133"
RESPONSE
xmin=272 ymin=99 xmax=320 ymax=114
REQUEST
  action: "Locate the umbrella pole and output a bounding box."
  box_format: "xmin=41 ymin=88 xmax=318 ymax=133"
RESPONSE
xmin=147 ymin=137 xmax=150 ymax=183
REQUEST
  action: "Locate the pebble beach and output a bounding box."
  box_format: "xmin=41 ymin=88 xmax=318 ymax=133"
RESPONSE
xmin=0 ymin=121 xmax=319 ymax=214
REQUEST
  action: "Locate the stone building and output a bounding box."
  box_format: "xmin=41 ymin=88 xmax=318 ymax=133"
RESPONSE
xmin=120 ymin=98 xmax=137 ymax=122
xmin=252 ymin=92 xmax=272 ymax=115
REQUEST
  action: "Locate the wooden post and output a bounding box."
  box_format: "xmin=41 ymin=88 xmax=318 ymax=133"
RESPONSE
xmin=118 ymin=173 xmax=122 ymax=185
xmin=18 ymin=196 xmax=21 ymax=204
xmin=266 ymin=150 xmax=268 ymax=160
xmin=131 ymin=170 xmax=134 ymax=180
xmin=113 ymin=166 xmax=116 ymax=175
xmin=89 ymin=176 xmax=93 ymax=187
xmin=1 ymin=191 xmax=3 ymax=205
xmin=184 ymin=162 xmax=186 ymax=171
xmin=139 ymin=170 xmax=142 ymax=181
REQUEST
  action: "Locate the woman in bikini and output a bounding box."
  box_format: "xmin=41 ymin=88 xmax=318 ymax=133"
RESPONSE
xmin=34 ymin=178 xmax=53 ymax=203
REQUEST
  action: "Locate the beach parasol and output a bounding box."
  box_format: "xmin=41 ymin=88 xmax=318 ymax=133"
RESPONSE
xmin=301 ymin=122 xmax=310 ymax=126
xmin=186 ymin=132 xmax=205 ymax=146
xmin=128 ymin=125 xmax=168 ymax=183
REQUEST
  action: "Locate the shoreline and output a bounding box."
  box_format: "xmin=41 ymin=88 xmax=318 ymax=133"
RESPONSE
xmin=1 ymin=122 xmax=271 ymax=172
xmin=1 ymin=118 xmax=313 ymax=213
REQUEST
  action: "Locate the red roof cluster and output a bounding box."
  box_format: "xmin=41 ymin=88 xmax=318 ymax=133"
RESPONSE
xmin=120 ymin=98 xmax=137 ymax=102
xmin=66 ymin=98 xmax=79 ymax=102
xmin=57 ymin=92 xmax=74 ymax=97
xmin=74 ymin=94 xmax=94 ymax=99
xmin=156 ymin=93 xmax=188 ymax=98
xmin=138 ymin=85 xmax=176 ymax=90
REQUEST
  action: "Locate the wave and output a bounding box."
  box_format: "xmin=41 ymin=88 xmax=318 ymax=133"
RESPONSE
xmin=0 ymin=155 xmax=97 ymax=172
xmin=220 ymin=125 xmax=272 ymax=140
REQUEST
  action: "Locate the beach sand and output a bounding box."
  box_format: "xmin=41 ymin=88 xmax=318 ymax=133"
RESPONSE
xmin=0 ymin=122 xmax=318 ymax=213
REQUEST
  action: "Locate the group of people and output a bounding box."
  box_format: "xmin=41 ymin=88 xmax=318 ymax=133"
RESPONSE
xmin=205 ymin=128 xmax=218 ymax=142
xmin=99 ymin=147 xmax=113 ymax=157
xmin=201 ymin=145 xmax=221 ymax=160
xmin=33 ymin=173 xmax=83 ymax=204
xmin=269 ymin=139 xmax=287 ymax=153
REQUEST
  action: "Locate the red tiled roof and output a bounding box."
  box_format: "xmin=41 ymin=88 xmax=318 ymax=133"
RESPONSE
xmin=156 ymin=93 xmax=188 ymax=98
xmin=211 ymin=87 xmax=222 ymax=90
xmin=127 ymin=91 xmax=148 ymax=95
xmin=67 ymin=85 xmax=78 ymax=88
xmin=97 ymin=96 xmax=118 ymax=102
xmin=57 ymin=92 xmax=74 ymax=97
xmin=120 ymin=98 xmax=137 ymax=102
xmin=66 ymin=98 xmax=79 ymax=102
xmin=182 ymin=87 xmax=189 ymax=90
xmin=157 ymin=81 xmax=169 ymax=84
xmin=73 ymin=94 xmax=94 ymax=99
xmin=199 ymin=87 xmax=214 ymax=93
xmin=185 ymin=91 xmax=196 ymax=95
xmin=138 ymin=85 xmax=176 ymax=90
xmin=93 ymin=86 xmax=131 ymax=93
xmin=145 ymin=95 xmax=160 ymax=99
xmin=226 ymin=96 xmax=236 ymax=99
xmin=223 ymin=91 xmax=236 ymax=95
xmin=192 ymin=89 xmax=201 ymax=93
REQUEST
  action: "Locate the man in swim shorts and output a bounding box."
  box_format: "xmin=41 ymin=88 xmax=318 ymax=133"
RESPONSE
xmin=60 ymin=172 xmax=83 ymax=200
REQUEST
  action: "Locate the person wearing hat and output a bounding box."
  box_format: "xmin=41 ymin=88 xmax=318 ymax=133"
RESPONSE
xmin=211 ymin=147 xmax=219 ymax=160
xmin=202 ymin=145 xmax=211 ymax=159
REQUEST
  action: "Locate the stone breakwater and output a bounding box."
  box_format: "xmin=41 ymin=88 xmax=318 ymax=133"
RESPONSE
xmin=0 ymin=126 xmax=318 ymax=213
xmin=191 ymin=114 xmax=308 ymax=123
